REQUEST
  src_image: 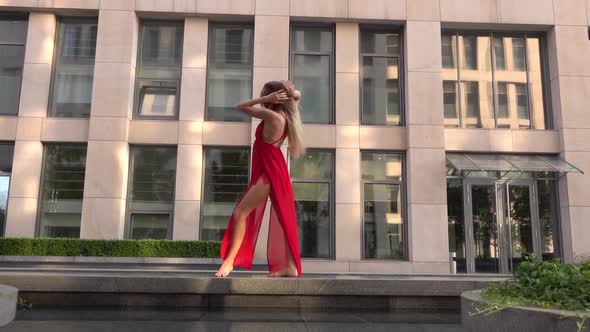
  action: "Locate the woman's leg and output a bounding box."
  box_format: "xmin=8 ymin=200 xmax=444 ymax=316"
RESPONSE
xmin=215 ymin=177 xmax=270 ymax=277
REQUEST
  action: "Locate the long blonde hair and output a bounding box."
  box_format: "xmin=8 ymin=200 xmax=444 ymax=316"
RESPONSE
xmin=261 ymin=81 xmax=306 ymax=159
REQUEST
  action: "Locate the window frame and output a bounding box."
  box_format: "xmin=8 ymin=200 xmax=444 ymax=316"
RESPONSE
xmin=0 ymin=13 xmax=28 ymax=117
xmin=204 ymin=21 xmax=254 ymax=123
xmin=360 ymin=150 xmax=407 ymax=261
xmin=290 ymin=148 xmax=336 ymax=260
xmin=124 ymin=145 xmax=177 ymax=239
xmin=133 ymin=19 xmax=184 ymax=120
xmin=289 ymin=23 xmax=335 ymax=125
xmin=0 ymin=142 xmax=15 ymax=237
xmin=359 ymin=25 xmax=405 ymax=127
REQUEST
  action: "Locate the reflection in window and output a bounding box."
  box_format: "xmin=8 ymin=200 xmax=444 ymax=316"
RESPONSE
xmin=447 ymin=178 xmax=466 ymax=273
xmin=38 ymin=144 xmax=86 ymax=238
xmin=537 ymin=178 xmax=560 ymax=260
xmin=0 ymin=15 xmax=27 ymax=116
xmin=0 ymin=144 xmax=14 ymax=237
xmin=127 ymin=146 xmax=177 ymax=239
xmin=361 ymin=29 xmax=402 ymax=126
xmin=201 ymin=147 xmax=250 ymax=240
xmin=291 ymin=150 xmax=333 ymax=258
xmin=362 ymin=152 xmax=404 ymax=260
xmin=462 ymin=36 xmax=477 ymax=70
xmin=443 ymin=81 xmax=459 ymax=125
xmin=441 ymin=34 xmax=456 ymax=69
xmin=493 ymin=37 xmax=505 ymax=70
xmin=206 ymin=24 xmax=253 ymax=122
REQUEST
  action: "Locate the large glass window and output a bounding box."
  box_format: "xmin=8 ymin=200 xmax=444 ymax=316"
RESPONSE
xmin=38 ymin=144 xmax=86 ymax=238
xmin=360 ymin=28 xmax=402 ymax=126
xmin=361 ymin=152 xmax=404 ymax=260
xmin=49 ymin=18 xmax=97 ymax=118
xmin=200 ymin=147 xmax=250 ymax=240
xmin=126 ymin=146 xmax=177 ymax=239
xmin=134 ymin=21 xmax=183 ymax=119
xmin=290 ymin=25 xmax=334 ymax=124
xmin=290 ymin=150 xmax=334 ymax=258
xmin=441 ymin=32 xmax=550 ymax=130
xmin=0 ymin=144 xmax=14 ymax=237
xmin=0 ymin=14 xmax=27 ymax=116
xmin=206 ymin=23 xmax=253 ymax=122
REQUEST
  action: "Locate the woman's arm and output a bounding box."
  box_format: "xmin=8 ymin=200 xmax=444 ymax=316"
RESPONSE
xmin=237 ymin=90 xmax=289 ymax=120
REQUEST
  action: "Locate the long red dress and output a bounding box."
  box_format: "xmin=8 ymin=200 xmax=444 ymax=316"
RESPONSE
xmin=219 ymin=120 xmax=303 ymax=277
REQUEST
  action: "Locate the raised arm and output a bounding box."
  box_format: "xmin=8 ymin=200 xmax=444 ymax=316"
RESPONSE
xmin=237 ymin=90 xmax=289 ymax=121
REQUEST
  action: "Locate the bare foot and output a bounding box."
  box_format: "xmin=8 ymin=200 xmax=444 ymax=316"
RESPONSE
xmin=215 ymin=259 xmax=234 ymax=277
xmin=267 ymin=265 xmax=298 ymax=278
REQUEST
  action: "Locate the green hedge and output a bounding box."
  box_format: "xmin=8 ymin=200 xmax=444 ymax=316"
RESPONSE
xmin=0 ymin=238 xmax=221 ymax=258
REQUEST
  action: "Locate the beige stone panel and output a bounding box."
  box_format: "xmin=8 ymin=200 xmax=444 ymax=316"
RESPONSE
xmin=80 ymin=198 xmax=126 ymax=239
xmin=302 ymin=124 xmax=336 ymax=148
xmin=335 ymin=150 xmax=360 ymax=204
xmin=558 ymin=176 xmax=570 ymax=208
xmin=41 ymin=118 xmax=89 ymax=142
xmin=335 ymin=23 xmax=358 ymax=74
xmin=172 ymin=200 xmax=200 ymax=240
xmin=0 ymin=117 xmax=17 ymax=140
xmin=569 ymin=206 xmax=590 ymax=262
xmin=559 ymin=205 xmax=574 ymax=262
xmin=408 ymin=204 xmax=449 ymax=262
xmin=100 ymin=0 xmax=134 ymax=10
xmin=335 ymin=72 xmax=359 ymax=126
xmin=440 ymin=0 xmax=498 ymax=23
xmin=175 ymin=144 xmax=203 ymax=201
xmin=302 ymin=260 xmax=350 ymax=273
xmin=349 ymin=0 xmax=405 ymax=20
xmin=497 ymin=0 xmax=554 ymax=25
xmin=552 ymin=26 xmax=590 ymax=78
xmin=254 ymin=15 xmax=289 ymax=68
xmin=412 ymin=262 xmax=450 ymax=274
xmin=349 ymin=261 xmax=413 ymax=274
xmin=561 ymin=151 xmax=590 ymax=207
xmin=549 ymin=78 xmax=562 ymax=130
xmin=553 ymin=0 xmax=587 ymax=26
xmin=4 ymin=197 xmax=38 ymax=237
xmin=408 ymin=125 xmax=444 ymax=149
xmin=405 ymin=21 xmax=442 ymax=73
xmin=95 ymin=10 xmax=138 ymax=65
xmin=407 ymin=149 xmax=447 ymax=205
xmin=178 ymin=121 xmax=203 ymax=145
xmin=202 ymin=122 xmax=251 ymax=146
xmin=0 ymin=0 xmax=38 ymax=7
xmin=195 ymin=0 xmax=255 ymax=15
xmin=8 ymin=140 xmax=42 ymax=198
xmin=335 ymin=203 xmax=361 ymax=260
xmin=547 ymin=29 xmax=559 ymax=81
xmin=182 ymin=18 xmax=208 ymax=69
xmin=444 ymin=128 xmax=490 ymax=152
xmin=38 ymin=0 xmax=99 ymax=9
xmin=407 ymin=0 xmax=440 ymax=21
xmin=252 ymin=67 xmax=289 ymax=99
xmin=290 ymin=0 xmax=347 ymax=18
xmin=179 ymin=68 xmax=206 ymax=121
xmin=136 ymin=0 xmax=195 ymax=12
xmin=90 ymin=62 xmax=135 ymax=118
xmin=18 ymin=63 xmax=52 ymax=118
xmin=553 ymin=76 xmax=590 ymax=129
xmin=255 ymin=0 xmax=289 ymax=16
xmin=588 ymin=0 xmax=590 ymax=26
xmin=359 ymin=126 xmax=406 ymax=150
xmin=15 ymin=117 xmax=42 ymax=141
xmin=336 ymin=125 xmax=359 ymax=148
xmin=406 ymin=71 xmax=444 ymax=125
xmin=511 ymin=130 xmax=560 ymax=153
xmin=562 ymin=129 xmax=590 ymax=152
xmin=88 ymin=117 xmax=129 ymax=141
xmin=128 ymin=120 xmax=179 ymax=145
xmin=83 ymin=140 xmax=129 ymax=199
xmin=24 ymin=13 xmax=55 ymax=65
xmin=489 ymin=130 xmax=513 ymax=152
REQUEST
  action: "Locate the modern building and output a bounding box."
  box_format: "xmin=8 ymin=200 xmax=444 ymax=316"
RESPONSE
xmin=0 ymin=0 xmax=589 ymax=275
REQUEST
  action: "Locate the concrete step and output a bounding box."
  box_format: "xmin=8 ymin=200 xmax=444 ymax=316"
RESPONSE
xmin=0 ymin=284 xmax=17 ymax=327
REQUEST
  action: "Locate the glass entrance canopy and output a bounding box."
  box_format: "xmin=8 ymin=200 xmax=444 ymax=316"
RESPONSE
xmin=446 ymin=153 xmax=583 ymax=175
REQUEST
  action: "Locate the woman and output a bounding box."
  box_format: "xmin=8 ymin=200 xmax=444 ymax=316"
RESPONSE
xmin=215 ymin=80 xmax=305 ymax=278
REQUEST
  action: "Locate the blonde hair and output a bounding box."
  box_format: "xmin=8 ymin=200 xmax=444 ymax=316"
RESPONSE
xmin=283 ymin=99 xmax=305 ymax=160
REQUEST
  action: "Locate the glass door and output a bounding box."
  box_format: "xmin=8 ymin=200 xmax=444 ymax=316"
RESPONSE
xmin=0 ymin=175 xmax=10 ymax=236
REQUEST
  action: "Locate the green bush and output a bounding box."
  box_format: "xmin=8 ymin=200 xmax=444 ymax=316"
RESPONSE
xmin=0 ymin=237 xmax=221 ymax=258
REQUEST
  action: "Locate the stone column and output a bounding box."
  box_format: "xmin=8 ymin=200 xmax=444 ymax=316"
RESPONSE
xmin=5 ymin=13 xmax=56 ymax=237
xmin=548 ymin=0 xmax=590 ymax=263
xmin=173 ymin=17 xmax=208 ymax=240
xmin=80 ymin=8 xmax=138 ymax=239
xmin=405 ymin=13 xmax=450 ymax=272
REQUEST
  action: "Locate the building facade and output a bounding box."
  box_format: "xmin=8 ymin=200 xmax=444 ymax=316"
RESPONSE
xmin=0 ymin=0 xmax=589 ymax=274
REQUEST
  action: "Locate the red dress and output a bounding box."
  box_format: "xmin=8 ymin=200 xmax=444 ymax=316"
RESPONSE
xmin=219 ymin=120 xmax=303 ymax=277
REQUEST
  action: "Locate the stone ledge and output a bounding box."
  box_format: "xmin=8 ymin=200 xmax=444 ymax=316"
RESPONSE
xmin=0 ymin=284 xmax=17 ymax=327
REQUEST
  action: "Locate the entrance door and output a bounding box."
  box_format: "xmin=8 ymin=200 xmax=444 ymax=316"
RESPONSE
xmin=465 ymin=181 xmax=499 ymax=273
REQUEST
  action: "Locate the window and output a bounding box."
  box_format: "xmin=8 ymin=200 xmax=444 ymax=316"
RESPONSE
xmin=443 ymin=81 xmax=458 ymax=122
xmin=362 ymin=152 xmax=404 ymax=260
xmin=37 ymin=144 xmax=86 ymax=238
xmin=442 ymin=31 xmax=550 ymax=130
xmin=290 ymin=25 xmax=334 ymax=124
xmin=206 ymin=23 xmax=253 ymax=122
xmin=360 ymin=28 xmax=402 ymax=126
xmin=441 ymin=34 xmax=455 ymax=69
xmin=49 ymin=18 xmax=97 ymax=118
xmin=290 ymin=150 xmax=334 ymax=258
xmin=0 ymin=144 xmax=14 ymax=237
xmin=134 ymin=21 xmax=183 ymax=119
xmin=200 ymin=147 xmax=250 ymax=240
xmin=0 ymin=14 xmax=27 ymax=116
xmin=126 ymin=146 xmax=177 ymax=239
